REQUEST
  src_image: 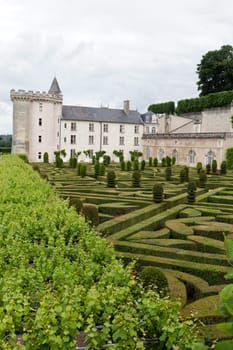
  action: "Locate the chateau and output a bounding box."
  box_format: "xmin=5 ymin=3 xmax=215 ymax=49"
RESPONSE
xmin=11 ymin=78 xmax=233 ymax=165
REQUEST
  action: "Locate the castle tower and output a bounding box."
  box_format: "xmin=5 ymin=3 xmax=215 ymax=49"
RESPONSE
xmin=11 ymin=78 xmax=63 ymax=162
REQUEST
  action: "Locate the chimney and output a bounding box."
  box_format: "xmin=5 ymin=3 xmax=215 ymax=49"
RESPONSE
xmin=123 ymin=100 xmax=130 ymax=115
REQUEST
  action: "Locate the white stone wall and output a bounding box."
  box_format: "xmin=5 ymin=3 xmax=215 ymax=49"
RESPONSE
xmin=60 ymin=120 xmax=143 ymax=162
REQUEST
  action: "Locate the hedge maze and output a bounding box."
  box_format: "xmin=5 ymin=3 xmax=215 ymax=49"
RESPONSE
xmin=36 ymin=162 xmax=233 ymax=342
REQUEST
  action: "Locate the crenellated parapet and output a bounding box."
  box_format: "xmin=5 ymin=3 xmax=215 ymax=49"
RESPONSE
xmin=10 ymin=89 xmax=63 ymax=103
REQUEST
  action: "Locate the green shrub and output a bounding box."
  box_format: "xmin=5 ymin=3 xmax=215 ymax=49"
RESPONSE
xmin=153 ymin=183 xmax=164 ymax=203
xmin=161 ymin=157 xmax=166 ymax=167
xmin=94 ymin=163 xmax=100 ymax=178
xmin=180 ymin=168 xmax=186 ymax=183
xmin=82 ymin=203 xmax=99 ymax=226
xmin=103 ymin=155 xmax=111 ymax=165
xmin=172 ymin=156 xmax=176 ymax=165
xmin=120 ymin=161 xmax=125 ymax=171
xmin=220 ymin=160 xmax=227 ymax=175
xmin=212 ymin=159 xmax=217 ymax=174
xmin=133 ymin=159 xmax=139 ymax=170
xmin=184 ymin=166 xmax=189 ymax=182
xmin=166 ymin=156 xmax=171 ymax=167
xmin=196 ymin=162 xmax=202 ymax=174
xmin=226 ymin=148 xmax=233 ymax=170
xmin=80 ymin=164 xmax=87 ymax=177
xmin=43 ymin=152 xmax=49 ymax=163
xmin=206 ymin=163 xmax=211 ymax=174
xmin=199 ymin=169 xmax=207 ymax=188
xmin=132 ymin=170 xmax=141 ymax=188
xmin=140 ymin=160 xmax=146 ymax=171
xmin=165 ymin=166 xmax=172 ymax=181
xmin=99 ymin=163 xmax=105 ymax=176
xmin=69 ymin=157 xmax=77 ymax=168
xmin=187 ymin=180 xmax=197 ymax=203
xmin=126 ymin=161 xmax=132 ymax=171
xmin=153 ymin=157 xmax=158 ymax=167
xmin=18 ymin=154 xmax=29 ymax=163
xmin=55 ymin=156 xmax=63 ymax=168
xmin=140 ymin=267 xmax=168 ymax=295
xmin=148 ymin=157 xmax=153 ymax=167
xmin=69 ymin=197 xmax=83 ymax=213
xmin=107 ymin=170 xmax=116 ymax=188
xmin=148 ymin=101 xmax=175 ymax=114
xmin=77 ymin=162 xmax=82 ymax=175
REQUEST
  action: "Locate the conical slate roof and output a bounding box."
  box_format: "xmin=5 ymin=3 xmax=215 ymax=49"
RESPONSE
xmin=48 ymin=77 xmax=61 ymax=94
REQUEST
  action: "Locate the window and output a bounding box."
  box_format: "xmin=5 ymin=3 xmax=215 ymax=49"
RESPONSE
xmin=38 ymin=152 xmax=42 ymax=160
xmin=172 ymin=149 xmax=178 ymax=163
xmin=145 ymin=126 xmax=149 ymax=133
xmin=103 ymin=136 xmax=108 ymax=145
xmin=38 ymin=135 xmax=42 ymax=143
xmin=64 ymin=137 xmax=67 ymax=143
xmin=71 ymin=122 xmax=76 ymax=131
xmin=64 ymin=123 xmax=67 ymax=128
xmin=89 ymin=123 xmax=94 ymax=132
xmin=39 ymin=102 xmax=43 ymax=112
xmin=159 ymin=149 xmax=165 ymax=161
xmin=152 ymin=127 xmax=156 ymax=134
xmin=189 ymin=150 xmax=196 ymax=165
xmin=103 ymin=124 xmax=108 ymax=132
xmin=120 ymin=125 xmax=125 ymax=133
xmin=134 ymin=137 xmax=139 ymax=146
xmin=119 ymin=136 xmax=124 ymax=145
xmin=134 ymin=125 xmax=139 ymax=134
xmin=70 ymin=149 xmax=75 ymax=158
xmin=71 ymin=135 xmax=76 ymax=144
xmin=89 ymin=149 xmax=94 ymax=158
xmin=89 ymin=135 xmax=94 ymax=145
xmin=39 ymin=118 xmax=42 ymax=126
xmin=207 ymin=150 xmax=215 ymax=165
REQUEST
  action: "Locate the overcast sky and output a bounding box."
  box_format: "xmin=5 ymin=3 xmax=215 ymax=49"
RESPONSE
xmin=0 ymin=0 xmax=233 ymax=134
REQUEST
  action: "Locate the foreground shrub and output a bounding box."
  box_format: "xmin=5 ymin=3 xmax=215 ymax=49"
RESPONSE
xmin=140 ymin=267 xmax=168 ymax=296
xmin=107 ymin=170 xmax=116 ymax=187
xmin=82 ymin=203 xmax=99 ymax=226
xmin=132 ymin=170 xmax=141 ymax=187
xmin=153 ymin=183 xmax=164 ymax=203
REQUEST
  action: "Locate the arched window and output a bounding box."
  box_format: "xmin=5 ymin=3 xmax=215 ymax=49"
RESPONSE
xmin=172 ymin=149 xmax=178 ymax=164
xmin=159 ymin=149 xmax=165 ymax=161
xmin=207 ymin=150 xmax=215 ymax=165
xmin=152 ymin=127 xmax=156 ymax=134
xmin=189 ymin=150 xmax=196 ymax=165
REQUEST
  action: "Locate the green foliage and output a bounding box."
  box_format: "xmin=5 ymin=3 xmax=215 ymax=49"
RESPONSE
xmin=226 ymin=148 xmax=233 ymax=170
xmin=103 ymin=155 xmax=111 ymax=166
xmin=99 ymin=163 xmax=105 ymax=176
xmin=165 ymin=166 xmax=172 ymax=181
xmin=133 ymin=159 xmax=139 ymax=170
xmin=140 ymin=267 xmax=168 ymax=295
xmin=184 ymin=166 xmax=190 ymax=182
xmin=132 ymin=170 xmax=141 ymax=188
xmin=153 ymin=157 xmax=158 ymax=167
xmin=94 ymin=162 xmax=100 ymax=178
xmin=196 ymin=162 xmax=202 ymax=174
xmin=126 ymin=160 xmax=132 ymax=171
xmin=113 ymin=150 xmax=124 ymax=161
xmin=69 ymin=197 xmax=83 ymax=213
xmin=220 ymin=160 xmax=227 ymax=175
xmin=206 ymin=163 xmax=211 ymax=174
xmin=148 ymin=157 xmax=153 ymax=167
xmin=77 ymin=162 xmax=81 ymax=175
xmin=153 ymin=183 xmax=164 ymax=203
xmin=161 ymin=157 xmax=166 ymax=167
xmin=166 ymin=156 xmax=172 ymax=167
xmin=69 ymin=157 xmax=77 ymax=168
xmin=80 ymin=163 xmax=87 ymax=177
xmin=176 ymin=90 xmax=233 ymax=114
xmin=180 ymin=168 xmax=186 ymax=183
xmin=148 ymin=101 xmax=175 ymax=114
xmin=172 ymin=156 xmax=176 ymax=165
xmin=129 ymin=150 xmax=143 ymax=161
xmin=212 ymin=159 xmax=218 ymax=174
xmin=140 ymin=159 xmax=146 ymax=171
xmin=82 ymin=203 xmax=99 ymax=226
xmin=55 ymin=156 xmax=63 ymax=168
xmin=18 ymin=153 xmax=29 ymax=163
xmin=199 ymin=169 xmax=207 ymax=188
xmin=187 ymin=180 xmax=197 ymax=203
xmin=107 ymin=170 xmax=116 ymax=188
xmin=43 ymin=152 xmax=49 ymax=163
xmin=197 ymin=45 xmax=233 ymax=96
xmin=120 ymin=160 xmax=125 ymax=171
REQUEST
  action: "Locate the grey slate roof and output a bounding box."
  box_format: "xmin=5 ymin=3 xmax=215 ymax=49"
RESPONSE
xmin=62 ymin=105 xmax=144 ymax=124
xmin=48 ymin=77 xmax=62 ymax=94
xmin=141 ymin=111 xmax=155 ymax=123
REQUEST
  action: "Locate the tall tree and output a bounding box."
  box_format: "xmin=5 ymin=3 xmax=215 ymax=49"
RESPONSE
xmin=197 ymin=45 xmax=233 ymax=96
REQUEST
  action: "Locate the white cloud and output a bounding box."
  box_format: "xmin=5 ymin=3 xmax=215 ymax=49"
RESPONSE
xmin=0 ymin=0 xmax=233 ymax=133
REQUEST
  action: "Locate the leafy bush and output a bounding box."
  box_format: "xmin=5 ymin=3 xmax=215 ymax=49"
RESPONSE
xmin=226 ymin=148 xmax=233 ymax=170
xmin=165 ymin=166 xmax=172 ymax=181
xmin=94 ymin=162 xmax=100 ymax=178
xmin=18 ymin=154 xmax=29 ymax=163
xmin=180 ymin=168 xmax=186 ymax=183
xmin=126 ymin=161 xmax=132 ymax=171
xmin=161 ymin=157 xmax=166 ymax=167
xmin=184 ymin=166 xmax=189 ymax=182
xmin=141 ymin=160 xmax=146 ymax=171
xmin=103 ymin=155 xmax=111 ymax=165
xmin=196 ymin=162 xmax=202 ymax=174
xmin=55 ymin=156 xmax=63 ymax=168
xmin=80 ymin=163 xmax=87 ymax=177
xmin=77 ymin=162 xmax=82 ymax=175
xmin=187 ymin=180 xmax=197 ymax=203
xmin=212 ymin=159 xmax=217 ymax=174
xmin=149 ymin=157 xmax=153 ymax=167
xmin=120 ymin=160 xmax=125 ymax=171
xmin=166 ymin=156 xmax=172 ymax=167
xmin=82 ymin=203 xmax=99 ymax=226
xmin=107 ymin=170 xmax=116 ymax=188
xmin=140 ymin=267 xmax=168 ymax=295
xmin=153 ymin=157 xmax=158 ymax=167
xmin=148 ymin=101 xmax=175 ymax=114
xmin=99 ymin=163 xmax=105 ymax=176
xmin=206 ymin=163 xmax=211 ymax=174
xmin=153 ymin=183 xmax=164 ymax=203
xmin=69 ymin=197 xmax=83 ymax=213
xmin=220 ymin=160 xmax=227 ymax=175
xmin=69 ymin=157 xmax=77 ymax=168
xmin=172 ymin=156 xmax=176 ymax=165
xmin=43 ymin=152 xmax=49 ymax=163
xmin=133 ymin=159 xmax=139 ymax=170
xmin=199 ymin=169 xmax=207 ymax=188
xmin=132 ymin=170 xmax=141 ymax=187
